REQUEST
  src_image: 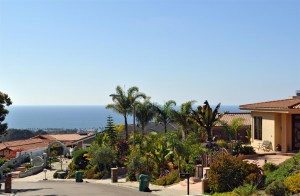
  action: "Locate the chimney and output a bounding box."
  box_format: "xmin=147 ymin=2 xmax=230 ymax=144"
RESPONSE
xmin=291 ymin=90 xmax=300 ymax=98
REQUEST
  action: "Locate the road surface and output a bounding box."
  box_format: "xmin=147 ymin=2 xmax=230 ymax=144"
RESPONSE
xmin=11 ymin=181 xmax=150 ymax=196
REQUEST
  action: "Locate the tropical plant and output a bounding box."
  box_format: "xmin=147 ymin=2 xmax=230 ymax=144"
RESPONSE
xmin=72 ymin=149 xmax=89 ymax=170
xmin=154 ymin=100 xmax=176 ymax=133
xmin=106 ymin=86 xmax=146 ymax=140
xmin=135 ymin=98 xmax=155 ymax=136
xmin=0 ymin=91 xmax=12 ymax=136
xmin=171 ymin=100 xmax=196 ymax=140
xmin=149 ymin=134 xmax=173 ymax=176
xmin=189 ymin=100 xmax=221 ymax=142
xmin=221 ymin=117 xmax=245 ymax=141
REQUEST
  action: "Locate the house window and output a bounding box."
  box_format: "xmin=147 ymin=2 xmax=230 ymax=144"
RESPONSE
xmin=254 ymin=116 xmax=262 ymax=140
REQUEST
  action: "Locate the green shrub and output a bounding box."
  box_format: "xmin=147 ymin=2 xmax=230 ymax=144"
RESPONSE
xmin=263 ymin=162 xmax=278 ymax=174
xmin=265 ymin=153 xmax=300 ymax=186
xmin=8 ymin=164 xmax=14 ymax=169
xmin=232 ymin=142 xmax=256 ymax=155
xmin=51 ymin=157 xmax=60 ymax=162
xmin=239 ymin=146 xmax=255 ymax=155
xmin=84 ymin=166 xmax=97 ymax=179
xmin=216 ymin=140 xmax=229 ymax=149
xmin=209 ymin=154 xmax=263 ymax=193
xmin=233 ymin=184 xmax=257 ymax=196
xmin=165 ymin=170 xmax=180 ymax=185
xmin=25 ymin=163 xmax=33 ymax=170
xmin=153 ymin=170 xmax=180 ymax=186
xmin=126 ymin=155 xmax=146 ymax=181
xmin=0 ymin=158 xmax=7 ymax=167
xmin=265 ymin=181 xmax=286 ymax=196
xmin=93 ymin=172 xmax=104 ymax=179
xmin=3 ymin=168 xmax=11 ymax=174
xmin=53 ymin=170 xmax=63 ymax=178
xmin=284 ymin=172 xmax=300 ymax=194
xmin=212 ymin=192 xmax=239 ymax=196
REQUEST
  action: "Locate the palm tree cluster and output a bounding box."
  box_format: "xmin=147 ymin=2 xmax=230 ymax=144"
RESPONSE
xmin=107 ymin=85 xmax=222 ymax=142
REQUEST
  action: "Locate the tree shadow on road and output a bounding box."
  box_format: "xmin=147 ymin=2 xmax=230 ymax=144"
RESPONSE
xmin=11 ymin=187 xmax=53 ymax=194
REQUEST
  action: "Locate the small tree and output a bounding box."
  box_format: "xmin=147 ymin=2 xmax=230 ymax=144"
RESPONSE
xmin=0 ymin=92 xmax=12 ymax=136
xmin=104 ymin=116 xmax=117 ymax=147
xmin=88 ymin=143 xmax=115 ymax=171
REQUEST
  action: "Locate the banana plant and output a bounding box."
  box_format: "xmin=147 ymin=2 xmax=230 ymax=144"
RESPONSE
xmin=189 ymin=100 xmax=221 ymax=142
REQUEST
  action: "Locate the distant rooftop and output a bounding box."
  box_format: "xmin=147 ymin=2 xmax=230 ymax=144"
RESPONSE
xmin=216 ymin=113 xmax=251 ymax=126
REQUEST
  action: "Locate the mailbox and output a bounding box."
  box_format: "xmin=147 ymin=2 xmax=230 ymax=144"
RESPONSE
xmin=180 ymin=173 xmax=190 ymax=179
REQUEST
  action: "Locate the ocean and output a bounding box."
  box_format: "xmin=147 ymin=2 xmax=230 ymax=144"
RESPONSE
xmin=4 ymin=105 xmax=243 ymax=130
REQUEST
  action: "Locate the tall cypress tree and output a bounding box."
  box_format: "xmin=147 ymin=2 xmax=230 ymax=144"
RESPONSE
xmin=105 ymin=116 xmax=117 ymax=147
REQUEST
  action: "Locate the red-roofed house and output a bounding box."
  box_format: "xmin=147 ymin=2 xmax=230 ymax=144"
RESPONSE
xmin=0 ymin=133 xmax=97 ymax=158
xmin=0 ymin=138 xmax=52 ymax=158
xmin=240 ymin=94 xmax=300 ymax=152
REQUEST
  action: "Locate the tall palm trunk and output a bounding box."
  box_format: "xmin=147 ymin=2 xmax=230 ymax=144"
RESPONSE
xmin=124 ymin=115 xmax=128 ymax=140
xmin=164 ymin=122 xmax=167 ymax=133
xmin=207 ymin=127 xmax=212 ymax=141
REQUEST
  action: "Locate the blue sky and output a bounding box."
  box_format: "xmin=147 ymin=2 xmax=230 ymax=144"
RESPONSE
xmin=0 ymin=0 xmax=299 ymax=106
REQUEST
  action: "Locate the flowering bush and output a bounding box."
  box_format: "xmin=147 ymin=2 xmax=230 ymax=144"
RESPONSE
xmin=284 ymin=172 xmax=300 ymax=194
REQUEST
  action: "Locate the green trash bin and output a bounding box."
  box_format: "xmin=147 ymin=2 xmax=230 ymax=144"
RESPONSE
xmin=75 ymin=171 xmax=83 ymax=182
xmin=139 ymin=174 xmax=150 ymax=192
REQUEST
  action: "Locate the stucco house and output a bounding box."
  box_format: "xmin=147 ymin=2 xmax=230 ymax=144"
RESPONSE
xmin=240 ymin=94 xmax=300 ymax=152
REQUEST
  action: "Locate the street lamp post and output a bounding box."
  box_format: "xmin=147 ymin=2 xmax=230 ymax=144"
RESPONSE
xmin=43 ymin=169 xmax=48 ymax=180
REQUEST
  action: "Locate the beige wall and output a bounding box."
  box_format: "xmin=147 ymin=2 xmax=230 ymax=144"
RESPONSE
xmin=251 ymin=112 xmax=276 ymax=150
xmin=274 ymin=113 xmax=282 ymax=148
xmin=251 ymin=112 xmax=293 ymax=152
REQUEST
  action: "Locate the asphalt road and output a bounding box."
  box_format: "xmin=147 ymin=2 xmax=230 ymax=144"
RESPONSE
xmin=10 ymin=181 xmax=151 ymax=196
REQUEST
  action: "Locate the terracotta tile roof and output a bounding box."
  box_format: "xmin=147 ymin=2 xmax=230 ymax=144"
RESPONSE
xmin=45 ymin=134 xmax=91 ymax=142
xmin=216 ymin=113 xmax=251 ymax=126
xmin=0 ymin=138 xmax=51 ymax=151
xmin=240 ymin=97 xmax=300 ymax=110
xmin=0 ymin=133 xmax=93 ymax=152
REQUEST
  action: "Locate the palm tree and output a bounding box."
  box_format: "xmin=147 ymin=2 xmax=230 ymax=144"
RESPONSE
xmin=135 ymin=98 xmax=155 ymax=136
xmin=171 ymin=100 xmax=196 ymax=140
xmin=189 ymin=100 xmax=221 ymax=142
xmin=106 ymin=86 xmax=146 ymax=140
xmin=154 ymin=100 xmax=176 ymax=133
